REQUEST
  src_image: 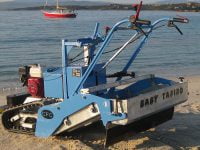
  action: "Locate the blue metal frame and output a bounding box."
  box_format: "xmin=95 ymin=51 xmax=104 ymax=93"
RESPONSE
xmin=75 ymin=18 xmax=171 ymax=94
xmin=118 ymin=18 xmax=170 ymax=80
xmin=35 ymin=17 xmax=175 ymax=137
xmin=74 ymin=19 xmax=130 ymax=95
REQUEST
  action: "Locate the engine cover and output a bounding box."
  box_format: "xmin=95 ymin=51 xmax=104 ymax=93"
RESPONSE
xmin=28 ymin=77 xmax=44 ymax=98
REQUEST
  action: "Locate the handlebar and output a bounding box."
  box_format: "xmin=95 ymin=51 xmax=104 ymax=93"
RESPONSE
xmin=173 ymin=17 xmax=189 ymax=23
xmin=167 ymin=17 xmax=189 ymax=35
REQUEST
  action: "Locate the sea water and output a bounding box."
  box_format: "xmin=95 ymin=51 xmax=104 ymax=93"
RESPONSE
xmin=0 ymin=10 xmax=200 ymax=90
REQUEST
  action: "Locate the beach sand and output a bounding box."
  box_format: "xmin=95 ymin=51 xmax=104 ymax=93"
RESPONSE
xmin=0 ymin=76 xmax=199 ymax=150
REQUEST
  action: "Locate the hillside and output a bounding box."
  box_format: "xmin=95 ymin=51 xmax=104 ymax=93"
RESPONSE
xmin=0 ymin=0 xmax=110 ymax=10
xmin=4 ymin=2 xmax=200 ymax=12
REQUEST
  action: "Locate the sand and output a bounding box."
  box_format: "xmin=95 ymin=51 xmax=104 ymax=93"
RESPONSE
xmin=0 ymin=76 xmax=199 ymax=150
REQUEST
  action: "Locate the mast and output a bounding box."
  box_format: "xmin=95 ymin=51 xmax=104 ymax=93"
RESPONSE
xmin=56 ymin=0 xmax=59 ymax=9
xmin=43 ymin=0 xmax=48 ymax=9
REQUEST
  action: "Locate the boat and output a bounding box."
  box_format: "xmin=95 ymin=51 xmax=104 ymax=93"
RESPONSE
xmin=42 ymin=0 xmax=77 ymax=18
xmin=42 ymin=9 xmax=76 ymax=18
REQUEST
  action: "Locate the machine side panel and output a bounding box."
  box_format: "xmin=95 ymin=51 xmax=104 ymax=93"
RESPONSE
xmin=35 ymin=94 xmax=126 ymax=137
xmin=43 ymin=68 xmax=63 ymax=98
xmin=126 ymin=82 xmax=188 ymax=123
xmin=67 ymin=64 xmax=106 ymax=96
xmin=67 ymin=66 xmax=84 ymax=96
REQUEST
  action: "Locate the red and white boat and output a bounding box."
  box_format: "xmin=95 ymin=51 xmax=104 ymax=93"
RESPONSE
xmin=42 ymin=0 xmax=77 ymax=18
xmin=42 ymin=9 xmax=76 ymax=18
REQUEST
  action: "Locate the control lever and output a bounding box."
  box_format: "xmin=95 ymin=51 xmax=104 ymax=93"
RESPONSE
xmin=135 ymin=19 xmax=151 ymax=25
xmin=129 ymin=15 xmax=151 ymax=26
xmin=129 ymin=16 xmax=149 ymax=36
xmin=105 ymin=26 xmax=111 ymax=35
xmin=129 ymin=1 xmax=151 ymax=36
xmin=135 ymin=24 xmax=147 ymax=36
xmin=168 ymin=20 xmax=183 ymax=35
xmin=174 ymin=24 xmax=183 ymax=35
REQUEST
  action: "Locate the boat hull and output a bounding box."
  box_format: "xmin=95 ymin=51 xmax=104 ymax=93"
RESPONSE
xmin=42 ymin=11 xmax=76 ymax=18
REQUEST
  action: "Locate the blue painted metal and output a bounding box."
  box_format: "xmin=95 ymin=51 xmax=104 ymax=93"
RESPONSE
xmin=62 ymin=39 xmax=71 ymax=99
xmin=74 ymin=19 xmax=130 ymax=95
xmin=74 ymin=18 xmax=172 ymax=94
xmin=66 ymin=64 xmax=106 ymax=97
xmin=93 ymin=23 xmax=100 ymax=39
xmin=116 ymin=18 xmax=171 ymax=81
xmin=154 ymin=77 xmax=175 ymax=86
xmin=36 ymin=93 xmax=126 ymax=137
xmin=36 ymin=16 xmax=177 ymax=137
xmin=43 ymin=67 xmax=63 ymax=98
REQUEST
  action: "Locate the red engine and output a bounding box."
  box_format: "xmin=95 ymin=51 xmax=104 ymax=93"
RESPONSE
xmin=28 ymin=77 xmax=44 ymax=98
xmin=19 ymin=64 xmax=44 ymax=98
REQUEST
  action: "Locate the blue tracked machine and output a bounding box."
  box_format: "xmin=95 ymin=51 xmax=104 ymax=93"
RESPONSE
xmin=2 ymin=2 xmax=189 ymax=146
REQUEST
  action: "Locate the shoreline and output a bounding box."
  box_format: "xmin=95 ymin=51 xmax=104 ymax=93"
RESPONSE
xmin=0 ymin=9 xmax=199 ymax=12
xmin=1 ymin=2 xmax=200 ymax=12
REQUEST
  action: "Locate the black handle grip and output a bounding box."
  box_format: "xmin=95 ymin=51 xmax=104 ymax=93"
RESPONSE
xmin=129 ymin=15 xmax=151 ymax=25
xmin=135 ymin=19 xmax=151 ymax=25
xmin=173 ymin=17 xmax=189 ymax=23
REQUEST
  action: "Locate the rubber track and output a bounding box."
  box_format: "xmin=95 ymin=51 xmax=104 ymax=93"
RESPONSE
xmin=1 ymin=101 xmax=44 ymax=135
